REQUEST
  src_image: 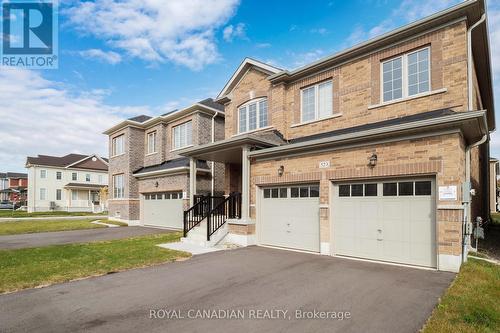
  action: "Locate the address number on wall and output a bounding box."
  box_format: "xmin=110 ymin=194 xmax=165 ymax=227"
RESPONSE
xmin=319 ymin=160 xmax=330 ymax=168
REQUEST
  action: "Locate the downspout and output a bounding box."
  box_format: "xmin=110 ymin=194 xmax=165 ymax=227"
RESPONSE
xmin=211 ymin=111 xmax=220 ymax=196
xmin=463 ymin=13 xmax=487 ymax=262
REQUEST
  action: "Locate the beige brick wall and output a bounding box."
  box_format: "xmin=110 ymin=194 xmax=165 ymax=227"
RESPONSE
xmin=250 ymin=132 xmax=466 ymax=257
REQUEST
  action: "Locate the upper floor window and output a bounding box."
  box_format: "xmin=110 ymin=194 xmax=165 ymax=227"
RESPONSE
xmin=113 ymin=174 xmax=124 ymax=199
xmin=98 ymin=175 xmax=103 ymax=184
xmin=72 ymin=172 xmax=77 ymax=181
xmin=39 ymin=188 xmax=46 ymax=200
xmin=238 ymin=98 xmax=268 ymax=134
xmin=112 ymin=134 xmax=125 ymax=156
xmin=40 ymin=170 xmax=46 ymax=179
xmin=301 ymin=81 xmax=333 ymax=123
xmin=147 ymin=131 xmax=157 ymax=154
xmin=85 ymin=174 xmax=91 ymax=182
xmin=382 ymin=47 xmax=430 ymax=103
xmin=173 ymin=121 xmax=192 ymax=150
xmin=56 ymin=171 xmax=62 ymax=180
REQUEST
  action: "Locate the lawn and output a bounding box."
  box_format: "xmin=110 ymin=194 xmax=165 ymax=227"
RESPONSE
xmin=0 ymin=219 xmax=110 ymax=235
xmin=0 ymin=210 xmax=107 ymax=218
xmin=0 ymin=233 xmax=189 ymax=293
xmin=423 ymin=258 xmax=500 ymax=333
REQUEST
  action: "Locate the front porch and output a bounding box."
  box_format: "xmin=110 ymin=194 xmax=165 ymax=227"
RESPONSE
xmin=64 ymin=183 xmax=106 ymax=213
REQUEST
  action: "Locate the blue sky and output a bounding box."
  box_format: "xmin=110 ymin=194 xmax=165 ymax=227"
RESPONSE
xmin=1 ymin=0 xmax=500 ymax=172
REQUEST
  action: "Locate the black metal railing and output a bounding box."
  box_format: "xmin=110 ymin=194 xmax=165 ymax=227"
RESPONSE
xmin=183 ymin=195 xmax=225 ymax=237
xmin=207 ymin=193 xmax=241 ymax=241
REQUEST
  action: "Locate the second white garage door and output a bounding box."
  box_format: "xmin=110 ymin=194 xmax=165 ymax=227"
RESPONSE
xmin=260 ymin=184 xmax=320 ymax=252
xmin=142 ymin=192 xmax=184 ymax=229
xmin=332 ymin=178 xmax=436 ymax=268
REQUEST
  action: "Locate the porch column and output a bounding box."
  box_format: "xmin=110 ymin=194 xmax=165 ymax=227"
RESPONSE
xmin=189 ymin=157 xmax=197 ymax=206
xmin=241 ymin=145 xmax=250 ymax=220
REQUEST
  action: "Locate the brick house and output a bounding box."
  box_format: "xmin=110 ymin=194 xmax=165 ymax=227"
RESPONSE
xmin=104 ymin=99 xmax=225 ymax=228
xmin=0 ymin=172 xmax=28 ymax=205
xmin=178 ymin=0 xmax=494 ymax=272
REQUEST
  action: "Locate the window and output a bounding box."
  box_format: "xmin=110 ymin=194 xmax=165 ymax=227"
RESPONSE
xmin=301 ymin=80 xmax=333 ymax=122
xmin=98 ymin=175 xmax=103 ymax=184
xmin=72 ymin=191 xmax=77 ymax=200
xmin=351 ymin=184 xmax=363 ymax=197
xmin=398 ymin=182 xmax=414 ymax=196
xmin=40 ymin=170 xmax=46 ymax=178
xmin=147 ymin=131 xmax=156 ymax=154
xmin=365 ymin=184 xmax=377 ymax=196
xmin=39 ymin=188 xmax=46 ymax=200
xmin=339 ymin=183 xmax=378 ymax=197
xmin=112 ymin=134 xmax=125 ymax=156
xmin=289 ymin=185 xmax=319 ymax=198
xmin=56 ymin=171 xmax=62 ymax=180
xmin=415 ymin=181 xmax=432 ymax=195
xmin=339 ymin=185 xmax=350 ymax=197
xmin=85 ymin=174 xmax=91 ymax=182
xmin=382 ymin=47 xmax=430 ymax=102
xmin=173 ymin=121 xmax=192 ymax=150
xmin=56 ymin=189 xmax=62 ymax=201
xmin=113 ymin=174 xmax=124 ymax=199
xmin=72 ymin=172 xmax=77 ymax=181
xmin=383 ymin=183 xmax=397 ymax=196
xmin=238 ymin=98 xmax=268 ymax=133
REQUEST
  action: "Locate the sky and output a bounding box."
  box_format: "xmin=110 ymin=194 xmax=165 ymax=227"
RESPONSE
xmin=1 ymin=0 xmax=500 ymax=172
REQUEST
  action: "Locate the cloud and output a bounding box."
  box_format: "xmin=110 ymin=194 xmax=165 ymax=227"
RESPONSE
xmin=0 ymin=68 xmax=152 ymax=172
xmin=289 ymin=49 xmax=325 ymax=68
xmin=78 ymin=49 xmax=122 ymax=64
xmin=222 ymin=23 xmax=246 ymax=42
xmin=63 ymin=0 xmax=240 ymax=71
xmin=310 ymin=28 xmax=329 ymax=35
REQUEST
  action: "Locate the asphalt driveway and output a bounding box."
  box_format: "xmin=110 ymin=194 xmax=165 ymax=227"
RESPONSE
xmin=0 ymin=246 xmax=454 ymax=333
xmin=0 ymin=226 xmax=174 ymax=249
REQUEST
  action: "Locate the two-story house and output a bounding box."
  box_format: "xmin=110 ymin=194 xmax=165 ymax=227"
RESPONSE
xmin=179 ymin=0 xmax=494 ymax=272
xmin=26 ymin=154 xmax=109 ymax=212
xmin=103 ymin=98 xmax=225 ymax=228
xmin=0 ymin=172 xmax=28 ymax=205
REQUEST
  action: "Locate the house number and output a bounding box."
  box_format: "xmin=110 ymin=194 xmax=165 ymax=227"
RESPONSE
xmin=319 ymin=160 xmax=330 ymax=168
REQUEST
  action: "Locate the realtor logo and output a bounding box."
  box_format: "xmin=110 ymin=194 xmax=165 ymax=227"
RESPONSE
xmin=1 ymin=0 xmax=58 ymax=68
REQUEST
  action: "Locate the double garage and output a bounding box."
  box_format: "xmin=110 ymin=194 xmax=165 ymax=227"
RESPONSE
xmin=141 ymin=191 xmax=184 ymax=229
xmin=259 ymin=177 xmax=437 ymax=268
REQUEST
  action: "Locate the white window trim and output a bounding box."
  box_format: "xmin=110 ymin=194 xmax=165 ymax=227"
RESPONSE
xmin=300 ymin=80 xmax=334 ymax=123
xmin=237 ymin=97 xmax=268 ymax=134
xmin=112 ymin=174 xmax=125 ymax=199
xmin=40 ymin=170 xmax=46 ymax=179
xmin=146 ymin=131 xmax=157 ymax=155
xmin=380 ymin=46 xmax=431 ymax=104
xmin=291 ymin=113 xmax=342 ymax=128
xmin=172 ymin=121 xmax=193 ymax=151
xmin=111 ymin=134 xmax=125 ymax=157
xmin=368 ymin=88 xmax=447 ymax=110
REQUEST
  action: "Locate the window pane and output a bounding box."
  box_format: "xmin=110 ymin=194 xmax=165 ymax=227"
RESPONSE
xmin=279 ymin=188 xmax=287 ymax=198
xmin=382 ymin=57 xmax=403 ymax=102
xmin=383 ymin=183 xmax=397 ymax=196
xmin=309 ymin=186 xmax=320 ymax=197
xmin=398 ymin=182 xmax=414 ymax=196
xmin=263 ymin=188 xmax=270 ymax=198
xmin=291 ymin=187 xmax=299 ymax=198
xmin=299 ymin=187 xmax=309 ymax=197
xmin=365 ymin=184 xmax=377 ymax=196
xmin=271 ymin=188 xmax=279 ymax=198
xmin=415 ymin=181 xmax=432 ymax=195
xmin=339 ymin=185 xmax=350 ymax=197
xmin=318 ymin=81 xmax=333 ymax=118
xmin=259 ymin=99 xmax=268 ymax=128
xmin=407 ymin=48 xmax=430 ymax=96
xmin=351 ymin=184 xmax=363 ymax=196
xmin=301 ymin=86 xmax=315 ymax=122
xmin=248 ymin=103 xmax=257 ymax=131
xmin=185 ymin=121 xmax=192 ymax=146
xmin=239 ymin=106 xmax=247 ymax=133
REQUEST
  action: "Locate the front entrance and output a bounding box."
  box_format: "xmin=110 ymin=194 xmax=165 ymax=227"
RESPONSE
xmin=142 ymin=192 xmax=184 ymax=229
xmin=332 ymin=178 xmax=436 ymax=268
xmin=259 ymin=184 xmax=320 ymax=252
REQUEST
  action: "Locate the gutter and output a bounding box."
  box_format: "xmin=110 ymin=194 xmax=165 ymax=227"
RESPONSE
xmin=133 ymin=166 xmax=211 ymax=178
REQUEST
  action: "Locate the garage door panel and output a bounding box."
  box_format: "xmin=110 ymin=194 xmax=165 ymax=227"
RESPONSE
xmin=142 ymin=192 xmax=183 ymax=229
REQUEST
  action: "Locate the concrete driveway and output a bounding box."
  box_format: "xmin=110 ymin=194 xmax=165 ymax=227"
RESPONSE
xmin=0 ymin=247 xmax=454 ymax=333
xmin=0 ymin=226 xmax=175 ymax=249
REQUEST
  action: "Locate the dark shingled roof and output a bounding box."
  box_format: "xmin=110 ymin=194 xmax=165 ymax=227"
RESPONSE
xmin=64 ymin=183 xmax=106 ymax=189
xmin=197 ymin=98 xmax=224 ymax=112
xmin=4 ymin=172 xmax=27 ymax=178
xmin=290 ymin=109 xmax=457 ymax=144
xmin=26 ymin=154 xmax=108 ymax=170
xmin=128 ymin=115 xmax=152 ymax=123
xmin=133 ymin=157 xmax=209 ymax=175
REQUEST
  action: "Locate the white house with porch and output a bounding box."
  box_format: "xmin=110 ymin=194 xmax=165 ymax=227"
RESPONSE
xmin=26 ymin=154 xmax=108 ymax=213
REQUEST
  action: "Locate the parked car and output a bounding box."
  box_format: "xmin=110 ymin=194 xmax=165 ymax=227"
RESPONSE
xmin=0 ymin=201 xmax=14 ymax=210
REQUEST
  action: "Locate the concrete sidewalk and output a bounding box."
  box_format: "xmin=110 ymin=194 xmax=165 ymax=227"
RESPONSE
xmin=0 ymin=215 xmax=108 ymax=222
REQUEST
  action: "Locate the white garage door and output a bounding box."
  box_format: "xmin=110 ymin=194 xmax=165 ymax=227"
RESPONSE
xmin=260 ymin=184 xmax=320 ymax=252
xmin=332 ymin=178 xmax=436 ymax=268
xmin=142 ymin=192 xmax=183 ymax=229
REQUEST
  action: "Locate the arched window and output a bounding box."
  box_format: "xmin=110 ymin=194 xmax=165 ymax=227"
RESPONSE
xmin=238 ymin=98 xmax=268 ymax=133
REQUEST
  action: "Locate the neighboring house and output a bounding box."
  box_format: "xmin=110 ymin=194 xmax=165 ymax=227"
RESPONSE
xmin=103 ymin=98 xmax=225 ymax=227
xmin=25 ymin=154 xmax=109 ymax=212
xmin=177 ymin=0 xmax=494 ymax=272
xmin=0 ymin=172 xmax=28 ymax=205
xmin=489 ymin=158 xmax=498 ymax=213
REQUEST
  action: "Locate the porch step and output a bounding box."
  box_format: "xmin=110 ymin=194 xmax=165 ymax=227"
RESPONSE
xmin=182 ymin=219 xmax=228 ymax=248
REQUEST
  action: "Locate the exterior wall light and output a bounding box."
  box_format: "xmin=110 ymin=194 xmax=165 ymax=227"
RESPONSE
xmin=368 ymin=154 xmax=378 ymax=168
xmin=278 ymin=165 xmax=284 ymax=177
xmin=154 ymin=181 xmax=159 ymax=188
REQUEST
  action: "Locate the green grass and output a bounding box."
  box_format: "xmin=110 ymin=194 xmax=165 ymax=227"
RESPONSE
xmin=0 ymin=233 xmax=189 ymax=293
xmin=0 ymin=219 xmax=109 ymax=235
xmin=103 ymin=220 xmax=128 ymax=226
xmin=423 ymin=258 xmax=500 ymax=333
xmin=490 ymin=213 xmax=500 ymax=225
xmin=0 ymin=210 xmax=107 ymax=218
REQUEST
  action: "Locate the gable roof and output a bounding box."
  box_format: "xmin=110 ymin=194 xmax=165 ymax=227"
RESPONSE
xmin=215 ymin=58 xmax=283 ymax=102
xmin=26 ymin=154 xmax=108 ymax=171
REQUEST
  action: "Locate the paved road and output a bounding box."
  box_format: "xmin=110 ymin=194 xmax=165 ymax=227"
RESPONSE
xmin=0 ymin=246 xmax=454 ymax=333
xmin=0 ymin=226 xmax=175 ymax=249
